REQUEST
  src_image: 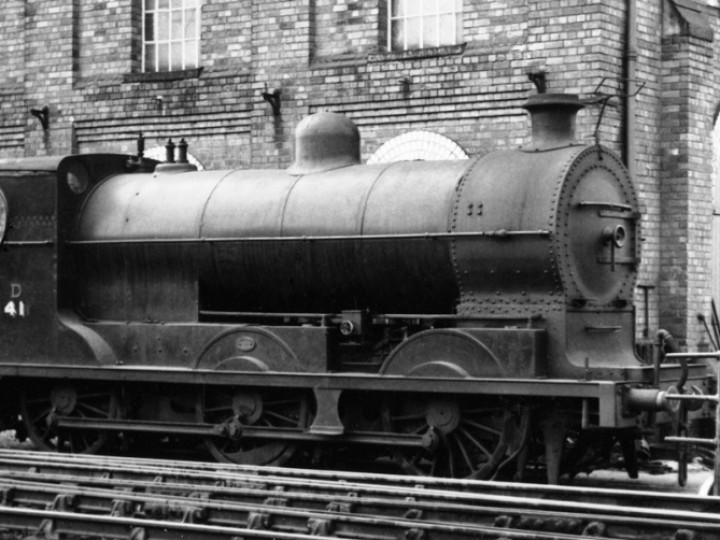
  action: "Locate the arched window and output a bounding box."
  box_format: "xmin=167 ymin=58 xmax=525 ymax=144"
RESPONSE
xmin=368 ymin=130 xmax=468 ymax=163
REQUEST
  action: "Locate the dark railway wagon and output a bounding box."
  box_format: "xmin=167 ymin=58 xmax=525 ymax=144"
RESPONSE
xmin=0 ymin=93 xmax=707 ymax=482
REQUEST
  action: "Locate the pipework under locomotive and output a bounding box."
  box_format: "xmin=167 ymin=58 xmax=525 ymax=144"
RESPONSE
xmin=0 ymin=93 xmax=709 ymax=481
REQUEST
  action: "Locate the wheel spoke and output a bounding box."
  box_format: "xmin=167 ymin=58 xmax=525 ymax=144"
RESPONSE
xmin=463 ymin=418 xmax=502 ymax=436
xmin=409 ymin=424 xmax=428 ymax=435
xmin=463 ymin=407 xmax=499 ymax=415
xmin=429 ymin=454 xmax=438 ymax=476
xmin=264 ymin=410 xmax=299 ymax=426
xmin=76 ymin=402 xmax=110 ymax=417
xmin=30 ymin=407 xmax=52 ymax=426
xmin=204 ymin=404 xmax=235 ymax=414
xmin=447 ymin=443 xmax=456 ymax=477
xmin=454 ymin=434 xmax=476 ymax=472
xmin=458 ymin=425 xmax=493 ymax=457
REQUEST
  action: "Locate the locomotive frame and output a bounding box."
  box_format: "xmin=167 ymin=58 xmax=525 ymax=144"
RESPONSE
xmin=0 ymin=93 xmax=710 ymax=482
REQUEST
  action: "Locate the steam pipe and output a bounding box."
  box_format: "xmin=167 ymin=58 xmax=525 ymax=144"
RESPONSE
xmin=624 ymin=0 xmax=638 ymax=177
xmin=624 ymin=330 xmax=683 ymax=415
xmin=656 ymin=329 xmax=679 ymax=386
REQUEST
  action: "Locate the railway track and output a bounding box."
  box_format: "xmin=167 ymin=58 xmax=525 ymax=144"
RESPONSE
xmin=0 ymin=449 xmax=717 ymax=539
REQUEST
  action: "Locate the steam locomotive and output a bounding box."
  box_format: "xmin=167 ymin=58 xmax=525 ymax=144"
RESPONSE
xmin=0 ymin=93 xmax=708 ymax=482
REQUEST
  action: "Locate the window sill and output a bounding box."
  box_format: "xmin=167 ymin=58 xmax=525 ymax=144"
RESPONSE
xmin=368 ymin=43 xmax=466 ymax=63
xmin=123 ymin=68 xmax=203 ymax=83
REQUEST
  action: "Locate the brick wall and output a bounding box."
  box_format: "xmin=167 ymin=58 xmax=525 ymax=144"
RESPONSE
xmin=23 ymin=0 xmax=78 ymax=156
xmin=77 ymin=1 xmax=135 ymax=78
xmin=0 ymin=0 xmax=632 ymax=164
xmin=313 ymin=0 xmax=379 ymax=60
xmin=0 ymin=0 xmax=25 ymax=87
xmin=659 ymin=32 xmax=716 ymax=345
xmin=0 ymin=0 xmax=718 ymax=346
xmin=203 ymin=0 xmax=252 ymax=69
xmin=0 ymin=0 xmax=25 ymax=156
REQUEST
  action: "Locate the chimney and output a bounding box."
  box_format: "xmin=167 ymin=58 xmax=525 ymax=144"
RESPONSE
xmin=522 ymin=93 xmax=584 ymax=151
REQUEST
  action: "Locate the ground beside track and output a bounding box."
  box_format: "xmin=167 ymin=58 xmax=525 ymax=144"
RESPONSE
xmin=0 ymin=431 xmax=31 ymax=451
xmin=571 ymin=460 xmax=714 ymax=494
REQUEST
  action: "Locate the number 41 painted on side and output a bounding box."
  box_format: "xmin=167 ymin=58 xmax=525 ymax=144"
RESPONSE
xmin=4 ymin=300 xmax=27 ymax=318
xmin=5 ymin=283 xmax=27 ymax=318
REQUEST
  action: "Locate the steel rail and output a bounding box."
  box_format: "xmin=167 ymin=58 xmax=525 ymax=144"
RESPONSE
xmin=0 ymin=504 xmax=649 ymax=540
xmin=0 ymin=450 xmax=716 ymax=514
xmin=0 ymin=451 xmax=717 ymax=540
xmin=2 ymin=470 xmax=719 ymax=528
xmin=0 ymin=474 xmax=717 ymax=540
xmin=0 ymin=505 xmax=341 ymax=540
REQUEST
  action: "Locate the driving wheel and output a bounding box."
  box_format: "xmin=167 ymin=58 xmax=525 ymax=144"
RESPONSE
xmin=382 ymin=393 xmax=527 ymax=479
xmin=20 ymin=382 xmax=118 ymax=454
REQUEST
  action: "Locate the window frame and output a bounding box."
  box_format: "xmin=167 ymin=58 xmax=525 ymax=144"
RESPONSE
xmin=142 ymin=0 xmax=200 ymax=73
xmin=387 ymin=0 xmax=462 ymax=52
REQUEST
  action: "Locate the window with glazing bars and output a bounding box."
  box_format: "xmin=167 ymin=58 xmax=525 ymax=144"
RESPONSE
xmin=388 ymin=0 xmax=463 ymax=51
xmin=143 ymin=0 xmax=199 ymax=72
